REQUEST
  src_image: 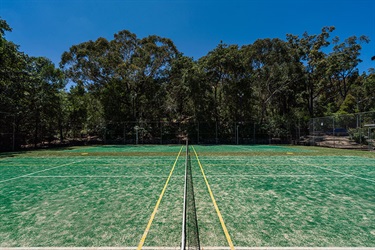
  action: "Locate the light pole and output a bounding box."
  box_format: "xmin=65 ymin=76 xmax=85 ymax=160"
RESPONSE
xmin=237 ymin=91 xmax=244 ymax=145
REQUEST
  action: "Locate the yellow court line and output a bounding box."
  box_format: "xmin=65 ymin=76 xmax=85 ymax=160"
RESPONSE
xmin=137 ymin=146 xmax=184 ymax=250
xmin=192 ymin=146 xmax=235 ymax=250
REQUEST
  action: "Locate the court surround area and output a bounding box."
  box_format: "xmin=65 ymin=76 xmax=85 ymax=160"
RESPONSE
xmin=0 ymin=145 xmax=374 ymax=249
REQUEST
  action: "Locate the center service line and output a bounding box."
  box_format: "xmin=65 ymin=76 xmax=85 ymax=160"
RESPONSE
xmin=192 ymin=146 xmax=235 ymax=250
xmin=137 ymin=146 xmax=184 ymax=250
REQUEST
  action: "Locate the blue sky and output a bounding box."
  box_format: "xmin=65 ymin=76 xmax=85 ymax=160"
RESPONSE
xmin=1 ymin=0 xmax=374 ymax=73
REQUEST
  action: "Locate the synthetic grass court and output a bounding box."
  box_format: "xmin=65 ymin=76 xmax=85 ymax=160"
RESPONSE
xmin=0 ymin=145 xmax=374 ymax=249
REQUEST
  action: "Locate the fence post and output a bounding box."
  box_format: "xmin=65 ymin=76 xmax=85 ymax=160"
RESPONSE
xmin=135 ymin=126 xmax=139 ymax=145
xmin=253 ymin=123 xmax=256 ymax=144
xmin=359 ymin=114 xmax=362 ymax=144
xmin=333 ymin=116 xmax=335 ymax=148
xmin=215 ymin=121 xmax=218 ymax=144
xmin=234 ymin=122 xmax=236 ymax=145
xmin=236 ymin=123 xmax=239 ymax=145
xmin=104 ymin=126 xmax=107 ymax=144
xmin=160 ymin=122 xmax=163 ymax=145
xmin=312 ymin=118 xmax=314 ymax=145
xmin=12 ymin=115 xmax=15 ymax=151
xmin=197 ymin=121 xmax=199 ymax=144
xmin=123 ymin=123 xmax=126 ymax=144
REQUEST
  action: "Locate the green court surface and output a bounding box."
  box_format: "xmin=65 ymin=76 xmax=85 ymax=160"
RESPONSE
xmin=0 ymin=145 xmax=374 ymax=248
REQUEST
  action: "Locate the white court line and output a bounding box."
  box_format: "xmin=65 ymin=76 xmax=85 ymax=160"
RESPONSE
xmin=205 ymin=174 xmax=350 ymax=178
xmin=23 ymin=175 xmax=185 ymax=178
xmin=201 ymin=163 xmax=375 ymax=167
xmin=0 ymin=247 xmax=374 ymax=250
xmin=0 ymin=163 xmax=169 ymax=167
xmin=205 ymin=248 xmax=375 ymax=250
xmin=0 ymin=248 xmax=178 ymax=250
xmin=291 ymin=159 xmax=375 ymax=183
xmin=0 ymin=164 xmax=171 ymax=170
xmin=0 ymin=160 xmax=85 ymax=184
xmin=204 ymin=248 xmax=375 ymax=250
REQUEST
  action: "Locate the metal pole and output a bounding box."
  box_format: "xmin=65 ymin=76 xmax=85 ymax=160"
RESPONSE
xmin=369 ymin=127 xmax=371 ymax=151
xmin=298 ymin=118 xmax=301 ymax=143
xmin=215 ymin=121 xmax=218 ymax=144
xmin=12 ymin=115 xmax=16 ymax=151
xmin=356 ymin=114 xmax=359 ymax=128
xmin=123 ymin=123 xmax=126 ymax=145
xmin=179 ymin=122 xmax=181 ymax=145
xmin=253 ymin=123 xmax=256 ymax=144
xmin=333 ymin=116 xmax=335 ymax=148
xmin=141 ymin=128 xmax=145 ymax=144
xmin=136 ymin=128 xmax=138 ymax=145
xmin=359 ymin=114 xmax=362 ymax=145
xmin=234 ymin=122 xmax=236 ymax=145
xmin=368 ymin=127 xmax=370 ymax=151
xmin=197 ymin=121 xmax=199 ymax=145
xmin=236 ymin=124 xmax=239 ymax=145
xmin=312 ymin=118 xmax=315 ymax=146
xmin=104 ymin=126 xmax=107 ymax=144
xmin=160 ymin=122 xmax=163 ymax=144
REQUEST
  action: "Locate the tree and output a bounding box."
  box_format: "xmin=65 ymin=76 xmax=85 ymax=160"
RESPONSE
xmin=61 ymin=31 xmax=179 ymax=125
xmin=22 ymin=57 xmax=65 ymax=146
xmin=287 ymin=27 xmax=335 ymax=117
xmin=325 ymin=35 xmax=370 ymax=112
xmin=242 ymin=38 xmax=303 ymax=125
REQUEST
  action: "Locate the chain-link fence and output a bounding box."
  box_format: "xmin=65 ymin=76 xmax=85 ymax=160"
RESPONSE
xmin=0 ymin=115 xmax=310 ymax=151
xmin=309 ymin=111 xmax=375 ymax=150
xmin=5 ymin=111 xmax=375 ymax=151
xmin=101 ymin=120 xmax=302 ymax=145
xmin=0 ymin=112 xmax=15 ymax=151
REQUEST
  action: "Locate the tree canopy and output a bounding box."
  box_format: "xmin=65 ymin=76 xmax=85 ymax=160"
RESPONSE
xmin=1 ymin=17 xmax=374 ymax=150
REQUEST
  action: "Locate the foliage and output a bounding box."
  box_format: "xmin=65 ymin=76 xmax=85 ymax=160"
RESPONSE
xmin=0 ymin=17 xmax=374 ymax=149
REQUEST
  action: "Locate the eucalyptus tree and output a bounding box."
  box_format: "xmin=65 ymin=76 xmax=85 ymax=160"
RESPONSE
xmin=287 ymin=26 xmax=335 ymax=117
xmin=324 ymin=35 xmax=370 ymax=113
xmin=60 ymin=36 xmax=115 ymax=124
xmin=351 ymin=71 xmax=375 ymax=112
xmin=61 ymin=30 xmax=179 ymax=127
xmin=242 ymin=38 xmax=303 ymax=127
xmin=22 ymin=56 xmax=65 ymax=146
xmin=198 ymin=42 xmax=228 ymax=123
xmin=1 ymin=18 xmax=65 ymax=148
xmin=0 ymin=18 xmax=28 ymax=116
xmin=0 ymin=18 xmax=24 ymax=149
xmin=166 ymin=54 xmax=213 ymax=125
xmin=198 ymin=42 xmax=250 ymax=124
xmin=217 ymin=44 xmax=247 ymax=122
xmin=129 ymin=35 xmax=179 ymax=122
xmin=165 ymin=54 xmax=194 ymax=120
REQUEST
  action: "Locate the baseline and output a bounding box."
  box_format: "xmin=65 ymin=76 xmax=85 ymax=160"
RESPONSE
xmin=0 ymin=247 xmax=374 ymax=250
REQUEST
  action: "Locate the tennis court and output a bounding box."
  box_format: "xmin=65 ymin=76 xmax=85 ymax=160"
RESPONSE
xmin=0 ymin=145 xmax=374 ymax=249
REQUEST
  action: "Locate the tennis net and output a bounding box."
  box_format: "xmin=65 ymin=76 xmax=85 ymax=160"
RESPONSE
xmin=181 ymin=141 xmax=200 ymax=250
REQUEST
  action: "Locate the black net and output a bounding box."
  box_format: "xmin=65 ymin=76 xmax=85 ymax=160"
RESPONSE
xmin=181 ymin=142 xmax=200 ymax=250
